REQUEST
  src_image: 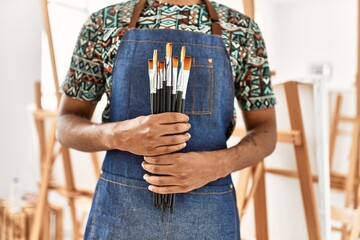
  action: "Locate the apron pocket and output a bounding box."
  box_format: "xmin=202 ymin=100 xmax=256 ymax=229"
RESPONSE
xmin=185 ymin=57 xmax=214 ymax=115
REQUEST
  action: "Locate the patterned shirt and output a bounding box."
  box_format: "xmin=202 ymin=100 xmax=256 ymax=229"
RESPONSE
xmin=61 ymin=0 xmax=276 ymax=135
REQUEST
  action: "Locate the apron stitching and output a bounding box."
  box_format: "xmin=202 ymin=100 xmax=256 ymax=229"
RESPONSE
xmin=230 ymin=189 xmax=238 ymax=240
xmin=128 ymin=29 xmax=225 ymax=40
xmin=209 ymin=64 xmax=214 ymax=114
xmin=188 ymin=189 xmax=233 ymax=195
xmin=121 ymin=39 xmax=225 ymax=49
xmin=191 ymin=57 xmax=196 ymax=113
xmin=100 ymin=177 xmax=148 ymax=190
xmin=90 ymin=181 xmax=102 ymax=240
xmin=165 ymin=208 xmax=171 ymax=240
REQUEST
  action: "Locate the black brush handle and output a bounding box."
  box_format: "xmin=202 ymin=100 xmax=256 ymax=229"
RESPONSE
xmin=162 ymin=81 xmax=166 ymax=112
xmin=150 ymin=93 xmax=155 ymax=114
xmin=166 ymin=86 xmax=172 ymax=112
xmin=175 ymin=91 xmax=183 ymax=113
xmin=155 ymin=92 xmax=160 ymax=114
xmin=181 ymin=99 xmax=185 ymax=113
xmin=171 ymin=93 xmax=177 ymax=112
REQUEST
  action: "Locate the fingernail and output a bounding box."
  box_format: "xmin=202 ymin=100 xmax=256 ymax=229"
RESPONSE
xmin=187 ymin=133 xmax=191 ymax=139
xmin=183 ymin=142 xmax=187 ymax=147
xmin=148 ymin=185 xmax=154 ymax=191
xmin=143 ymin=174 xmax=148 ymax=180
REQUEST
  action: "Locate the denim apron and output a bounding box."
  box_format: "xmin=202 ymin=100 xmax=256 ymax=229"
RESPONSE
xmin=84 ymin=0 xmax=240 ymax=239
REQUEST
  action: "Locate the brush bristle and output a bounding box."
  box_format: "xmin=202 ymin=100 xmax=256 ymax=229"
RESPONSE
xmin=166 ymin=43 xmax=173 ymax=59
xmin=157 ymin=61 xmax=160 ymax=72
xmin=148 ymin=60 xmax=153 ymax=70
xmin=173 ymin=57 xmax=178 ymax=68
xmin=153 ymin=50 xmax=158 ymax=63
xmin=184 ymin=57 xmax=192 ymax=70
xmin=159 ymin=61 xmax=165 ymax=69
xmin=181 ymin=46 xmax=186 ymax=62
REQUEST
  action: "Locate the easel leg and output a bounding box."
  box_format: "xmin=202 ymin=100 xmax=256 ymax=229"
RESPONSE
xmin=284 ymin=82 xmax=321 ymax=240
xmin=341 ymin=120 xmax=360 ymax=239
xmin=30 ymin=123 xmax=57 ymax=240
xmin=329 ymin=94 xmax=342 ymax=170
xmin=253 ymin=162 xmax=268 ymax=240
xmin=90 ymin=152 xmax=101 ymax=179
xmin=236 ymin=167 xmax=252 ymax=221
xmin=61 ymin=147 xmax=80 ymax=240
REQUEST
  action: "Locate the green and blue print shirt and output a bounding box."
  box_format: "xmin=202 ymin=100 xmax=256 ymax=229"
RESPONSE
xmin=61 ymin=0 xmax=276 ymax=135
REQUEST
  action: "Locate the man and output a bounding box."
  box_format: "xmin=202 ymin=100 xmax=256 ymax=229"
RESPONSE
xmin=57 ymin=0 xmax=276 ymax=238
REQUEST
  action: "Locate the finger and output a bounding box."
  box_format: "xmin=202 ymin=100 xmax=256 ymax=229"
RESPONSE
xmin=141 ymin=162 xmax=176 ymax=175
xmin=158 ymin=123 xmax=191 ymax=136
xmin=151 ymin=143 xmax=186 ymax=156
xmin=155 ymin=113 xmax=189 ymax=124
xmin=158 ymin=133 xmax=191 ymax=146
xmin=144 ymin=155 xmax=173 ymax=165
xmin=143 ymin=174 xmax=179 ymax=186
xmin=148 ymin=185 xmax=188 ymax=194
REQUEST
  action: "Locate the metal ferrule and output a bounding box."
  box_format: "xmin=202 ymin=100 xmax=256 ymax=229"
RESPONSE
xmin=159 ymin=69 xmax=164 ymax=89
xmin=166 ymin=58 xmax=172 ymax=87
xmin=172 ymin=68 xmax=178 ymax=94
xmin=177 ymin=69 xmax=183 ymax=92
xmin=182 ymin=70 xmax=190 ymax=99
xmin=151 ymin=68 xmax=157 ymax=94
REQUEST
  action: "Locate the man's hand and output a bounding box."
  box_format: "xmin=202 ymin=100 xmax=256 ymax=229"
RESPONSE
xmin=57 ymin=95 xmax=191 ymax=155
xmin=141 ymin=152 xmax=224 ymax=194
xmin=111 ymin=113 xmax=191 ymax=156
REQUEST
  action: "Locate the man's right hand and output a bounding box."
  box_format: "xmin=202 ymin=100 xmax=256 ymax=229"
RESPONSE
xmin=108 ymin=113 xmax=191 ymax=156
xmin=57 ymin=95 xmax=191 ymax=155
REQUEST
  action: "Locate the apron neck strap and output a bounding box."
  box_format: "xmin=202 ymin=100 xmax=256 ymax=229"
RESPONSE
xmin=128 ymin=0 xmax=222 ymax=36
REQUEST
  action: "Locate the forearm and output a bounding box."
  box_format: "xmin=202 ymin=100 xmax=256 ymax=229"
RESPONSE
xmin=215 ymin=123 xmax=277 ymax=178
xmin=57 ymin=110 xmax=191 ymax=155
xmin=56 ymin=113 xmax=114 ymax=152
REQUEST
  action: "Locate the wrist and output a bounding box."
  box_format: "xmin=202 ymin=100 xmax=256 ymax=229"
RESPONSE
xmin=103 ymin=122 xmax=119 ymax=151
xmin=210 ymin=150 xmax=231 ymax=180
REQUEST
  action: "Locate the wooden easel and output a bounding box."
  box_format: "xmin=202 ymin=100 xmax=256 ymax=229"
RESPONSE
xmin=327 ymin=0 xmax=360 ymax=238
xmin=30 ymin=0 xmax=101 ymax=239
xmin=234 ymin=81 xmax=322 ymax=240
xmin=235 ymin=1 xmax=322 ymax=239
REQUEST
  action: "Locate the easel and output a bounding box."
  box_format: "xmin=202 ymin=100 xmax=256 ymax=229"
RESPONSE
xmin=235 ymin=1 xmax=322 ymax=239
xmin=30 ymin=0 xmax=101 ymax=239
xmin=234 ymin=81 xmax=322 ymax=240
xmin=327 ymin=0 xmax=360 ymax=238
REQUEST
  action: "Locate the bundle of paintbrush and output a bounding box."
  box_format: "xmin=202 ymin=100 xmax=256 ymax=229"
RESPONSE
xmin=148 ymin=44 xmax=192 ymax=216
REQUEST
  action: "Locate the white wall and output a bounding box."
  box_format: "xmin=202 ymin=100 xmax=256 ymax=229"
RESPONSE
xmin=0 ymin=0 xmax=357 ymax=239
xmin=238 ymin=0 xmax=358 ymax=239
xmin=0 ymin=0 xmax=42 ymax=197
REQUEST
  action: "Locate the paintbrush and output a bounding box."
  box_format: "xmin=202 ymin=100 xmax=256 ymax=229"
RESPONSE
xmin=171 ymin=57 xmax=179 ymax=112
xmin=175 ymin=47 xmax=186 ymax=112
xmin=159 ymin=61 xmax=166 ymax=113
xmin=148 ymin=60 xmax=155 ymax=114
xmin=181 ymin=57 xmax=192 ymax=113
xmin=152 ymin=50 xmax=158 ymax=114
xmin=156 ymin=61 xmax=161 ymax=114
xmin=165 ymin=43 xmax=173 ymax=112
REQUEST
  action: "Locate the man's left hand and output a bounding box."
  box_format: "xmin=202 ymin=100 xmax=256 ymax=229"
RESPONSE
xmin=142 ymin=151 xmax=224 ymax=194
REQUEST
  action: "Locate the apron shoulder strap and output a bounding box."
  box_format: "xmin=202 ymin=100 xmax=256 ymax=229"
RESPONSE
xmin=128 ymin=0 xmax=222 ymax=36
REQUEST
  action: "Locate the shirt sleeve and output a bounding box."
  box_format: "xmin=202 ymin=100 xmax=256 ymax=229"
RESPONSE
xmin=60 ymin=13 xmax=105 ymax=103
xmin=235 ymin=18 xmax=276 ymax=111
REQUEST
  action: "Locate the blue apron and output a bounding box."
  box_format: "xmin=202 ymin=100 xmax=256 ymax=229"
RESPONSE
xmin=84 ymin=0 xmax=240 ymax=239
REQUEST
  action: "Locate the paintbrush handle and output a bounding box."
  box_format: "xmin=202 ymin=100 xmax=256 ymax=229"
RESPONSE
xmin=171 ymin=93 xmax=177 ymax=112
xmin=181 ymin=99 xmax=185 ymax=113
xmin=166 ymin=86 xmax=172 ymax=112
xmin=175 ymin=91 xmax=183 ymax=113
xmin=155 ymin=91 xmax=160 ymax=114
